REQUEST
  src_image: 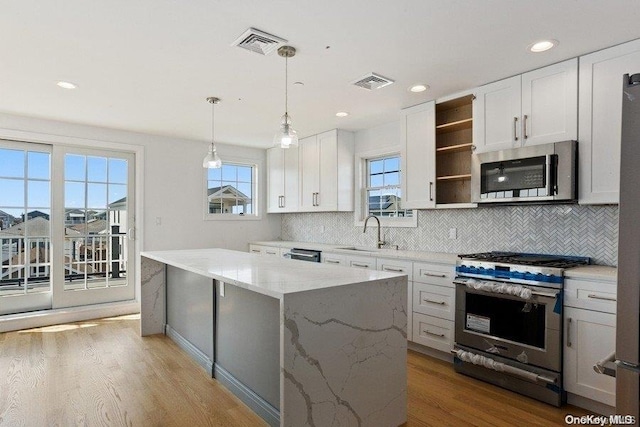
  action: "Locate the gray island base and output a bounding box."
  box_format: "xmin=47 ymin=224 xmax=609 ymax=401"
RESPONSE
xmin=140 ymin=248 xmax=408 ymax=427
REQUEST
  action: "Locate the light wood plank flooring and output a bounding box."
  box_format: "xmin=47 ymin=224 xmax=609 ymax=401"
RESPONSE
xmin=0 ymin=314 xmax=587 ymax=426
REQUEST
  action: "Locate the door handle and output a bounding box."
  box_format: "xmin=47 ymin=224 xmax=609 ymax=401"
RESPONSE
xmin=422 ymin=271 xmax=446 ymax=278
xmin=424 ymin=329 xmax=446 ymax=338
xmin=587 ymin=294 xmax=617 ymax=302
xmin=523 ymin=114 xmax=528 ymax=139
xmin=383 ymin=267 xmax=405 ymax=273
xmin=325 ymin=260 xmax=340 ymax=264
xmin=352 ymin=263 xmax=370 ymax=268
xmin=429 ymin=182 xmax=434 ymax=201
xmin=424 ymin=298 xmax=446 ymax=305
xmin=513 ymin=117 xmax=519 ymax=141
xmin=566 ymin=317 xmax=572 ymax=348
xmin=127 ymin=227 xmax=136 ymax=241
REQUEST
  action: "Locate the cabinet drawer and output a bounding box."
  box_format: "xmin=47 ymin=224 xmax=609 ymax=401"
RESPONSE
xmin=249 ymin=244 xmax=265 ymax=255
xmin=346 ymin=255 xmax=376 ymax=270
xmin=413 ymin=262 xmax=455 ymax=287
xmin=413 ymin=282 xmax=455 ymax=321
xmin=263 ymin=247 xmax=279 ymax=257
xmin=564 ymin=279 xmax=617 ymax=314
xmin=412 ymin=313 xmax=454 ymax=353
xmin=322 ymin=253 xmax=346 ymax=266
xmin=376 ymin=258 xmax=413 ymax=281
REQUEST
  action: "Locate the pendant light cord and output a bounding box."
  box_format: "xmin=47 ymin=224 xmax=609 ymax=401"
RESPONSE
xmin=211 ymin=101 xmax=215 ymax=150
xmin=284 ymin=54 xmax=288 ymax=116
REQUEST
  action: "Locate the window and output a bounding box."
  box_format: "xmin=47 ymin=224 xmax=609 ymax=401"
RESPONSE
xmin=205 ymin=162 xmax=258 ymax=219
xmin=365 ymin=155 xmax=412 ymax=218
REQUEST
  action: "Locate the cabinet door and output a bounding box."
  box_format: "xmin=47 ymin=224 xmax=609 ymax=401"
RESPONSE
xmin=400 ymin=101 xmax=436 ymax=209
xmin=266 ymin=148 xmax=284 ymax=212
xmin=282 ymin=145 xmax=299 ymax=211
xmin=579 ymin=39 xmax=640 ymax=204
xmin=521 ymin=58 xmax=578 ymax=146
xmin=316 ymin=130 xmax=338 ymax=210
xmin=299 ymin=135 xmax=319 ymax=210
xmin=473 ymin=75 xmax=521 ymax=153
xmin=564 ymin=307 xmax=616 ymax=406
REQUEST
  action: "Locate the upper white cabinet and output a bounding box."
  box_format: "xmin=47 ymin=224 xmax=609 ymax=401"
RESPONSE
xmin=400 ymin=101 xmax=436 ymax=209
xmin=578 ymin=39 xmax=640 ymax=204
xmin=473 ymin=59 xmax=578 ymax=152
xmin=299 ymin=129 xmax=354 ymax=212
xmin=266 ymin=145 xmax=299 ymax=213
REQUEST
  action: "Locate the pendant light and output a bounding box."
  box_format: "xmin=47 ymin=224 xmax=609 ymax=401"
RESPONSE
xmin=203 ymin=97 xmax=222 ymax=168
xmin=273 ymin=45 xmax=298 ymax=149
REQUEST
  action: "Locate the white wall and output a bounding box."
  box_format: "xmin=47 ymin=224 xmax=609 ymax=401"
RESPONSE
xmin=0 ymin=112 xmax=281 ymax=252
xmin=354 ymin=121 xmax=401 ymax=154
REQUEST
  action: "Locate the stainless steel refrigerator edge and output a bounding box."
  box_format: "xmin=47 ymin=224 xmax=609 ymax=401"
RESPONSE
xmin=616 ymin=72 xmax=640 ymax=418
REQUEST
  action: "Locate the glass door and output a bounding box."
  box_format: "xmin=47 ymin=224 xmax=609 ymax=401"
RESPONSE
xmin=0 ymin=140 xmax=52 ymax=315
xmin=52 ymin=148 xmax=135 ymax=309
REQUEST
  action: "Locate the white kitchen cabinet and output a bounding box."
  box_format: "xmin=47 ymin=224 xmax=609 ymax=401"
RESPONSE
xmin=298 ymin=129 xmax=354 ymax=212
xmin=564 ymin=270 xmax=617 ymax=407
xmin=377 ymin=258 xmax=413 ymax=341
xmin=413 ymin=282 xmax=455 ymax=321
xmin=473 ymin=59 xmax=577 ymax=152
xmin=578 ymin=39 xmax=640 ymax=204
xmin=412 ymin=312 xmax=454 ymax=353
xmin=400 ymin=101 xmax=436 ymax=209
xmin=266 ymin=145 xmax=299 ymax=212
xmin=564 ymin=307 xmax=616 ymax=406
xmin=322 ymin=252 xmax=346 ymax=266
xmin=344 ymin=254 xmax=376 ymax=270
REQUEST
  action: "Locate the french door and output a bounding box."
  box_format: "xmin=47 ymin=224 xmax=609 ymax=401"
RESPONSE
xmin=0 ymin=140 xmax=135 ymax=315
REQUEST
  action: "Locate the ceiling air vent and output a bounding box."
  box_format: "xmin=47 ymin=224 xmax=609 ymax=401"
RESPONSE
xmin=352 ymin=73 xmax=395 ymax=90
xmin=232 ymin=28 xmax=287 ymax=55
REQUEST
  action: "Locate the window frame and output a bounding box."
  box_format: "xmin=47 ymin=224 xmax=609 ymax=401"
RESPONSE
xmin=203 ymin=157 xmax=261 ymax=221
xmin=354 ymin=149 xmax=417 ymax=228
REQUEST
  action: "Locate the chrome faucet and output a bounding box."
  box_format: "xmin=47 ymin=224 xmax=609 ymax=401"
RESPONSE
xmin=363 ymin=215 xmax=385 ymax=249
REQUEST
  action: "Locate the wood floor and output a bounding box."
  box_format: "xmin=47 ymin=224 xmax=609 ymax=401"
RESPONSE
xmin=0 ymin=314 xmax=587 ymax=426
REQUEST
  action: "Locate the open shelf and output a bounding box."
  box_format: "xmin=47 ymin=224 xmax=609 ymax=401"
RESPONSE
xmin=436 ymin=174 xmax=472 ymax=182
xmin=436 ymin=142 xmax=473 ymax=154
xmin=435 ymin=118 xmax=473 ymax=134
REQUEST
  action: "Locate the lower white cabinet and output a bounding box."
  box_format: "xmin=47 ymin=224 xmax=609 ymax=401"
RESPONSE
xmin=345 ymin=255 xmax=376 ymax=270
xmin=564 ymin=307 xmax=616 ymax=406
xmin=322 ymin=253 xmax=346 ymax=266
xmin=412 ymin=313 xmax=454 ymax=353
xmin=413 ymin=282 xmax=455 ymax=321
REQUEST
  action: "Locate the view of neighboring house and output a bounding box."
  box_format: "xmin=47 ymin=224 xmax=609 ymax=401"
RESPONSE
xmin=368 ymin=194 xmax=410 ymax=217
xmin=0 ymin=210 xmax=15 ymax=230
xmin=207 ymin=185 xmax=251 ymax=214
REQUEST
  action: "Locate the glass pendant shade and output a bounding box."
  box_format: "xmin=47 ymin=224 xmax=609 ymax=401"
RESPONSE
xmin=273 ymin=113 xmax=299 ymax=148
xmin=203 ymin=143 xmax=222 ymax=168
xmin=203 ymin=97 xmax=222 ymax=168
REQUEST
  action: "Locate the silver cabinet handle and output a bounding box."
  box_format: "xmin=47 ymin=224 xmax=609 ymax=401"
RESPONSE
xmin=352 ymin=263 xmax=370 ymax=268
xmin=523 ymin=114 xmax=528 ymax=139
xmin=266 ymin=251 xmax=277 ymax=255
xmin=281 ymin=195 xmax=285 ymax=208
xmin=429 ymin=182 xmax=434 ymax=201
xmin=424 ymin=329 xmax=446 ymax=338
xmin=325 ymin=259 xmax=340 ymax=264
xmin=566 ymin=317 xmax=572 ymax=348
xmin=315 ymin=192 xmax=320 ymax=206
xmin=424 ymin=298 xmax=446 ymax=305
xmin=513 ymin=117 xmax=519 ymax=141
xmin=251 ymin=249 xmax=261 ymax=253
xmin=278 ymin=195 xmax=285 ymax=208
xmin=587 ymin=294 xmax=617 ymax=302
xmin=421 ymin=271 xmax=446 ymax=278
xmin=383 ymin=267 xmax=405 ymax=273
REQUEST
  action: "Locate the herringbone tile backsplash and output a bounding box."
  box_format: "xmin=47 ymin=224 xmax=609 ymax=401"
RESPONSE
xmin=281 ymin=205 xmax=619 ymax=266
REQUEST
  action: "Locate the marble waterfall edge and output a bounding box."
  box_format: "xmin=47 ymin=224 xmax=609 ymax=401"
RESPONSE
xmin=281 ymin=276 xmax=407 ymax=427
xmin=140 ymin=257 xmax=165 ymax=335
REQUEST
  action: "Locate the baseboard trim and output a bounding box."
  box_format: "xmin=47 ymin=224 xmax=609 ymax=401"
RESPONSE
xmin=0 ymin=301 xmax=140 ymax=333
xmin=214 ymin=364 xmax=280 ymax=427
xmin=409 ymin=341 xmax=454 ymax=363
xmin=165 ymin=324 xmax=213 ymax=374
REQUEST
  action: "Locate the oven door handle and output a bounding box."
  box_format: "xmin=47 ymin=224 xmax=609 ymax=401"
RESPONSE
xmin=454 ymin=280 xmax=559 ymax=301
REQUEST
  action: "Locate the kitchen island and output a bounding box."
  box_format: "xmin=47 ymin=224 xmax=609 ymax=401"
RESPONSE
xmin=140 ymin=248 xmax=408 ymax=427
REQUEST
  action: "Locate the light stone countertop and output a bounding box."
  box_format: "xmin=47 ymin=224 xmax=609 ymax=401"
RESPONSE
xmin=141 ymin=248 xmax=403 ymax=300
xmin=565 ymin=265 xmax=617 ymax=281
xmin=251 ymin=240 xmax=460 ymax=264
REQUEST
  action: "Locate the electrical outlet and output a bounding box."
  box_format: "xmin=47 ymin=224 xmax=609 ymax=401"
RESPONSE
xmin=155 ymin=217 xmax=162 ymax=226
xmin=449 ymin=228 xmax=457 ymax=239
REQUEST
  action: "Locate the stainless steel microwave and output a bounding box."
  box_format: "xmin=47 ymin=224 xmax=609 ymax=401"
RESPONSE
xmin=471 ymin=140 xmax=577 ymax=204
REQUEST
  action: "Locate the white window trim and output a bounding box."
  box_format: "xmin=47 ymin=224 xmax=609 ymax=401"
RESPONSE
xmin=354 ymin=148 xmax=417 ymax=228
xmin=203 ymin=155 xmax=262 ymax=221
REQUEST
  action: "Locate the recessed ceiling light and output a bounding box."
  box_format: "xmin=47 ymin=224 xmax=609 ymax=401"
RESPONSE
xmin=336 ymin=112 xmax=349 ymax=117
xmin=528 ymin=40 xmax=558 ymax=53
xmin=57 ymin=81 xmax=78 ymax=89
xmin=409 ymin=84 xmax=429 ymax=93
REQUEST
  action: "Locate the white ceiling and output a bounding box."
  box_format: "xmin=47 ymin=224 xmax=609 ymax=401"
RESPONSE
xmin=1 ymin=1 xmax=640 ymax=148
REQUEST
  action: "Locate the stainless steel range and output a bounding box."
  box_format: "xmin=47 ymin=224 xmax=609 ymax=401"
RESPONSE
xmin=452 ymin=252 xmax=589 ymax=406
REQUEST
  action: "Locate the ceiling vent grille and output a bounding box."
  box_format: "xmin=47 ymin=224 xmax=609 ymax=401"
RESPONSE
xmin=232 ymin=28 xmax=287 ymax=55
xmin=352 ymin=73 xmax=395 ymax=90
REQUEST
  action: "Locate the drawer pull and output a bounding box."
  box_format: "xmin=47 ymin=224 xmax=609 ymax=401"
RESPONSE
xmin=587 ymin=294 xmax=617 ymax=302
xmin=383 ymin=267 xmax=404 ymax=272
xmin=421 ymin=271 xmax=446 ymax=278
xmin=566 ymin=318 xmax=572 ymax=348
xmin=266 ymin=251 xmax=277 ymax=255
xmin=352 ymin=263 xmax=370 ymax=268
xmin=251 ymin=249 xmax=261 ymax=253
xmin=424 ymin=298 xmax=446 ymax=305
xmin=326 ymin=260 xmax=340 ymax=264
xmin=424 ymin=329 xmax=446 ymax=338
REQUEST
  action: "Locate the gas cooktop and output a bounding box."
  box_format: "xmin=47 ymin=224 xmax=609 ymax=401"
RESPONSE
xmin=458 ymin=252 xmax=590 ymax=269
